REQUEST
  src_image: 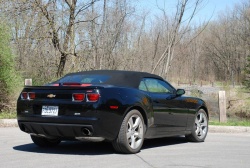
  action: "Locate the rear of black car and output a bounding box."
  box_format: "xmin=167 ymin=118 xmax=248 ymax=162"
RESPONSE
xmin=17 ymin=86 xmax=125 ymax=141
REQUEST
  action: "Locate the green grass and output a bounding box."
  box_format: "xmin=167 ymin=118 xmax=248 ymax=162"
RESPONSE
xmin=0 ymin=111 xmax=16 ymax=119
xmin=209 ymin=119 xmax=250 ymax=127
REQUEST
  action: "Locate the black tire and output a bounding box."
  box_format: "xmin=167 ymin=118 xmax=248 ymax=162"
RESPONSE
xmin=112 ymin=110 xmax=145 ymax=154
xmin=31 ymin=135 xmax=61 ymax=147
xmin=186 ymin=109 xmax=208 ymax=142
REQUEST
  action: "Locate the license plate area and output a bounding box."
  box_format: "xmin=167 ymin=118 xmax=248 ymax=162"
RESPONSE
xmin=41 ymin=106 xmax=59 ymax=116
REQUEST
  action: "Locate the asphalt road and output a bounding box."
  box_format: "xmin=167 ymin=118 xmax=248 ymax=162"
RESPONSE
xmin=1 ymin=127 xmax=250 ymax=168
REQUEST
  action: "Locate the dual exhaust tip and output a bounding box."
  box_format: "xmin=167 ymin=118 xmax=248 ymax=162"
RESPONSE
xmin=82 ymin=128 xmax=92 ymax=136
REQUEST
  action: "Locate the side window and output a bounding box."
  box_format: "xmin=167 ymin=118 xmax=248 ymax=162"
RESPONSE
xmin=144 ymin=78 xmax=174 ymax=94
xmin=139 ymin=80 xmax=148 ymax=91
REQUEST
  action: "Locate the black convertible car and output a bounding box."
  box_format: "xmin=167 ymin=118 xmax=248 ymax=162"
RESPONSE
xmin=17 ymin=70 xmax=208 ymax=154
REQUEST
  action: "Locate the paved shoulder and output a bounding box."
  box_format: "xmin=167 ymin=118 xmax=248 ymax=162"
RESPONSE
xmin=209 ymin=125 xmax=250 ymax=133
xmin=0 ymin=119 xmax=18 ymax=127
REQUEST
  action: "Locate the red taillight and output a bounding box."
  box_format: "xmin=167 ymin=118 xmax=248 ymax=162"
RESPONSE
xmin=29 ymin=92 xmax=36 ymax=99
xmin=81 ymin=84 xmax=92 ymax=87
xmin=21 ymin=92 xmax=28 ymax=99
xmin=21 ymin=92 xmax=35 ymax=100
xmin=87 ymin=93 xmax=100 ymax=102
xmin=63 ymin=82 xmax=81 ymax=86
xmin=72 ymin=93 xmax=85 ymax=101
xmin=110 ymin=106 xmax=119 ymax=109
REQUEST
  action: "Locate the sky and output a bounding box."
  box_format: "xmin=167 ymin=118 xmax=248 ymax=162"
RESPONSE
xmin=135 ymin=0 xmax=242 ymax=23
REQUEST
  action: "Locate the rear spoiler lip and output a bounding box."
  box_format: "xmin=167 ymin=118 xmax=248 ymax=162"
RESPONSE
xmin=22 ymin=85 xmax=107 ymax=90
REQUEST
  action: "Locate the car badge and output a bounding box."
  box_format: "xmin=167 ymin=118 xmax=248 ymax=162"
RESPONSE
xmin=47 ymin=94 xmax=56 ymax=98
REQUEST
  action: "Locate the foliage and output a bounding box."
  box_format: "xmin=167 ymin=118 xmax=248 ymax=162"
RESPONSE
xmin=244 ymin=55 xmax=250 ymax=89
xmin=190 ymin=89 xmax=203 ymax=98
xmin=0 ymin=1 xmax=249 ymax=89
xmin=0 ymin=111 xmax=16 ymax=119
xmin=0 ymin=0 xmax=248 ymax=85
xmin=0 ymin=20 xmax=22 ymax=112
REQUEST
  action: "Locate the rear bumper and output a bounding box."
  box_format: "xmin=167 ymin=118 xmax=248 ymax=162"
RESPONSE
xmin=18 ymin=122 xmax=94 ymax=138
xmin=17 ymin=113 xmax=123 ymax=141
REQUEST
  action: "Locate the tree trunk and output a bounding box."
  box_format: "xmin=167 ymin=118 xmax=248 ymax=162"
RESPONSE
xmin=57 ymin=53 xmax=67 ymax=77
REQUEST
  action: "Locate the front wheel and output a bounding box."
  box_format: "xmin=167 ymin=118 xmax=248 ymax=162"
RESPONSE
xmin=186 ymin=109 xmax=208 ymax=142
xmin=112 ymin=110 xmax=145 ymax=154
xmin=31 ymin=135 xmax=61 ymax=147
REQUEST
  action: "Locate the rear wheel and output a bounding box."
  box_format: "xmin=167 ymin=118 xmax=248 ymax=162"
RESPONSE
xmin=112 ymin=110 xmax=145 ymax=154
xmin=186 ymin=109 xmax=208 ymax=142
xmin=31 ymin=135 xmax=61 ymax=147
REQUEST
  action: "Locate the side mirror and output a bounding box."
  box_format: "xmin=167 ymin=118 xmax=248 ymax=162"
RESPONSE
xmin=176 ymin=89 xmax=185 ymax=96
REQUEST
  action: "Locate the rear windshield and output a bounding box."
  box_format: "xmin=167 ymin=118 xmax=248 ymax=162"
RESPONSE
xmin=57 ymin=75 xmax=110 ymax=84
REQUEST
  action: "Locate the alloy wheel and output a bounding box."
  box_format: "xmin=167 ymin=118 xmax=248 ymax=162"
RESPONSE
xmin=195 ymin=112 xmax=208 ymax=139
xmin=126 ymin=114 xmax=144 ymax=149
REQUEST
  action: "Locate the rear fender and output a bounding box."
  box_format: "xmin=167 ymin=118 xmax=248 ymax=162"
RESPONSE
xmin=124 ymin=105 xmax=148 ymax=127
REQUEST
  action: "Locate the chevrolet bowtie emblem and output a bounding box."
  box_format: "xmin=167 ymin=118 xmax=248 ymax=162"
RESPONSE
xmin=47 ymin=94 xmax=56 ymax=98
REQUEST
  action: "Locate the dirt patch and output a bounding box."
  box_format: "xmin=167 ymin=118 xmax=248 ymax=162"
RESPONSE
xmin=181 ymin=85 xmax=250 ymax=120
xmin=235 ymin=111 xmax=250 ymax=120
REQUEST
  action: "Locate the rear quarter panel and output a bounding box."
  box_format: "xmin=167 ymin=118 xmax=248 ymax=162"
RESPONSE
xmin=98 ymin=87 xmax=154 ymax=131
xmin=181 ymin=96 xmax=208 ymax=131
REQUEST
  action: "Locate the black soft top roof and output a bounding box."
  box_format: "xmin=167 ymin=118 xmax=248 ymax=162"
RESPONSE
xmin=64 ymin=70 xmax=163 ymax=88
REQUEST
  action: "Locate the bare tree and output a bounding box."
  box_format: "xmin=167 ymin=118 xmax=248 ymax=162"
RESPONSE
xmin=151 ymin=0 xmax=206 ymax=77
xmin=34 ymin=0 xmax=98 ymax=77
xmin=1 ymin=0 xmax=250 ymax=86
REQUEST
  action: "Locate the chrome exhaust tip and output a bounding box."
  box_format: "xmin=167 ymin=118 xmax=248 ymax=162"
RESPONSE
xmin=82 ymin=128 xmax=92 ymax=136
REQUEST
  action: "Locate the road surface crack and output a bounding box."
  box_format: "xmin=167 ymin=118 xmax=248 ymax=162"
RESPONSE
xmin=135 ymin=154 xmax=156 ymax=168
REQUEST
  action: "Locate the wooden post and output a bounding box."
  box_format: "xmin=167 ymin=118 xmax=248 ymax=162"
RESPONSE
xmin=219 ymin=91 xmax=227 ymax=123
xmin=24 ymin=79 xmax=32 ymax=86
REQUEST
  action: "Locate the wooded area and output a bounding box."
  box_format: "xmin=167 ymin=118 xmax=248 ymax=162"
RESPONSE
xmin=1 ymin=0 xmax=250 ymax=83
xmin=0 ymin=0 xmax=250 ymax=112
